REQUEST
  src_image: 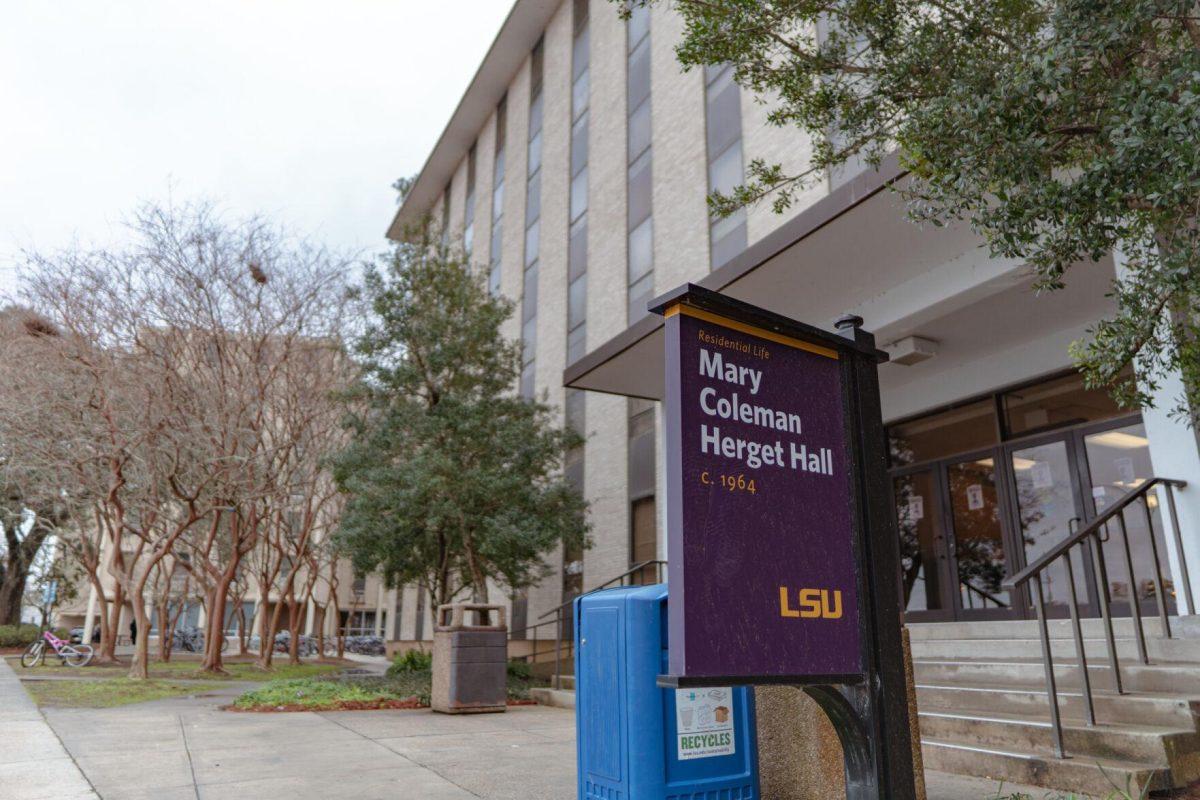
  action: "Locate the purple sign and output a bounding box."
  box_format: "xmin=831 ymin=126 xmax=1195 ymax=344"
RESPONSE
xmin=664 ymin=304 xmax=862 ymax=681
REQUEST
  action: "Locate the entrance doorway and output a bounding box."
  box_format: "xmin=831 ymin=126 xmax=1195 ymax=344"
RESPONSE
xmin=890 ymin=371 xmax=1174 ymax=623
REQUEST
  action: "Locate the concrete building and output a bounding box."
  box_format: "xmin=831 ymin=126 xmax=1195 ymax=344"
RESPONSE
xmin=388 ymin=1 xmax=1200 ymax=792
xmin=389 ymin=0 xmax=1200 ymax=637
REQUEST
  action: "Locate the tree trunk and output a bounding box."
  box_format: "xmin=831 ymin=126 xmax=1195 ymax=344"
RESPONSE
xmin=200 ymin=570 xmax=235 ymax=673
xmin=101 ymin=585 xmax=124 ymax=663
xmin=0 ymin=568 xmax=27 ymax=626
xmin=127 ymin=594 xmax=152 ymax=680
xmin=287 ymin=599 xmax=301 ymax=666
xmin=256 ymin=583 xmax=277 ymax=670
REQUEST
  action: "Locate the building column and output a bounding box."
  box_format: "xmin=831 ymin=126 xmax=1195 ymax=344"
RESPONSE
xmin=387 ymin=588 xmax=400 ymax=640
xmin=1116 ymin=248 xmax=1200 ymax=613
xmin=1141 ymin=368 xmax=1200 ymax=615
xmin=304 ymin=601 xmax=315 ymax=636
xmin=373 ymin=583 xmax=385 ymax=636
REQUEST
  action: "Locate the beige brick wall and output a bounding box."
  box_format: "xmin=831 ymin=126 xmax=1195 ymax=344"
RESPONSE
xmin=471 ymin=111 xmax=497 ymax=276
xmin=740 ymin=87 xmax=826 ymax=245
xmin=581 ymin=0 xmax=634 ymax=591
xmin=382 ymin=0 xmax=845 ymax=637
xmin=525 ymin=0 xmax=573 ymax=624
xmin=650 ymin=3 xmax=709 ymax=291
xmin=498 ymin=54 xmax=531 ymax=345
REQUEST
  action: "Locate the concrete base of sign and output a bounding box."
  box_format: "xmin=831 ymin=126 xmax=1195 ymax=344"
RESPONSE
xmin=755 ymin=685 xmax=846 ymax=800
xmin=754 ymin=628 xmax=926 ymax=800
xmin=902 ymin=628 xmax=928 ymax=800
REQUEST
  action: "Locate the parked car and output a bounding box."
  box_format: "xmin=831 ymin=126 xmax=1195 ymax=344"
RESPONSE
xmin=68 ymin=627 xmax=100 ymax=644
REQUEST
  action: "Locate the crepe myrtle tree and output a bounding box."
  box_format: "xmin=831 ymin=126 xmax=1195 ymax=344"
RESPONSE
xmin=332 ymin=239 xmax=591 ymax=619
xmin=626 ymin=0 xmax=1200 ymax=419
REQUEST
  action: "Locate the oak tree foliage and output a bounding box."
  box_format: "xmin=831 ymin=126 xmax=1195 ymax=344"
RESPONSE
xmin=629 ymin=0 xmax=1200 ymax=419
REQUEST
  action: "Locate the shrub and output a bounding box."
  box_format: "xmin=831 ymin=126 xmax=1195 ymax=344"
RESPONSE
xmin=506 ymin=659 xmax=532 ymax=680
xmin=386 ymin=648 xmax=432 ymax=676
xmin=0 ymin=624 xmax=42 ymax=648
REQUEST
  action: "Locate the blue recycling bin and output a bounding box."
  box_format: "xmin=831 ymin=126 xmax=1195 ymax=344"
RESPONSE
xmin=575 ymin=584 xmax=760 ymax=799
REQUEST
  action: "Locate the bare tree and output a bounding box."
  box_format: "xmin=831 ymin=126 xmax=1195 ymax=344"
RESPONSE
xmin=18 ymin=199 xmax=353 ymax=678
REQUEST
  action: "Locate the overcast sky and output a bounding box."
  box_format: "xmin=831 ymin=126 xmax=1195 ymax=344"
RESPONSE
xmin=0 ymin=1 xmax=513 ymax=295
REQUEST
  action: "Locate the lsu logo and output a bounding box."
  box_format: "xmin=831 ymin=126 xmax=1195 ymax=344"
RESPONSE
xmin=779 ymin=586 xmax=843 ymax=619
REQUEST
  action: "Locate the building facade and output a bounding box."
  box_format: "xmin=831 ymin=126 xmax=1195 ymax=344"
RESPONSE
xmin=387 ymin=0 xmax=1200 ymax=644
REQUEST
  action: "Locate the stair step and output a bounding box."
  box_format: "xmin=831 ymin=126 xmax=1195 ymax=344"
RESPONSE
xmin=918 ymin=708 xmax=1195 ymax=766
xmin=921 ymin=738 xmax=1170 ymax=797
xmin=916 ymin=683 xmax=1200 ymax=728
xmin=911 ymin=635 xmax=1200 ymax=664
xmin=914 ymin=657 xmax=1200 ymax=694
xmin=908 ymin=618 xmax=1177 ymax=642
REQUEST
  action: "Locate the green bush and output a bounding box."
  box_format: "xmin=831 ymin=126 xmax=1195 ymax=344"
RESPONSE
xmin=506 ymin=659 xmax=532 ymax=680
xmin=0 ymin=624 xmax=42 ymax=648
xmin=386 ymin=648 xmax=432 ymax=676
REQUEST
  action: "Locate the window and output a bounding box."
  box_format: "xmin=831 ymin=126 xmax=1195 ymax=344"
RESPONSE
xmin=489 ymin=96 xmax=507 ymax=295
xmin=628 ymin=396 xmax=657 ymax=582
xmin=889 ymin=399 xmax=998 ymax=467
xmin=1002 ymin=371 xmax=1127 ymax=437
xmin=520 ymin=39 xmax=545 ymax=399
xmin=626 ymin=9 xmax=653 ymax=322
xmin=464 ymin=143 xmax=477 ymax=255
xmin=705 ymin=63 xmax=746 ymax=269
xmin=567 ymin=3 xmax=590 ymax=366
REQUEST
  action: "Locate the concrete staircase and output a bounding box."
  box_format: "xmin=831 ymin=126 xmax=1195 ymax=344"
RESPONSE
xmin=528 ymin=619 xmax=1200 ymax=795
xmin=911 ymin=618 xmax=1200 ymax=796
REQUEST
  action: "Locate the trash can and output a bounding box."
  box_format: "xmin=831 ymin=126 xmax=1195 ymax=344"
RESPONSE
xmin=431 ymin=603 xmax=508 ymax=714
xmin=575 ymin=584 xmax=760 ymax=799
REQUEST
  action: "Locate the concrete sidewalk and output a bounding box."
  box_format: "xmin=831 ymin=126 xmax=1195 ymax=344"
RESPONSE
xmin=0 ymin=658 xmax=98 ymax=800
xmin=40 ymin=693 xmax=574 ymax=799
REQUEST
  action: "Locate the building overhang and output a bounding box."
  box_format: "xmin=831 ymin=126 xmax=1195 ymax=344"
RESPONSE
xmin=563 ymin=156 xmax=912 ymax=401
xmin=386 ymin=0 xmax=559 ymax=240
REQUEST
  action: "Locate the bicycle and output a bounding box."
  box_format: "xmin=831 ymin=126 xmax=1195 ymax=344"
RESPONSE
xmin=21 ymin=630 xmax=94 ymax=668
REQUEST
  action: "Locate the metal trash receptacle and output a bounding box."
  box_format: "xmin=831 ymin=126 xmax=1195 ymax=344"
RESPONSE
xmin=431 ymin=603 xmax=508 ymax=714
xmin=575 ymin=584 xmax=760 ymax=799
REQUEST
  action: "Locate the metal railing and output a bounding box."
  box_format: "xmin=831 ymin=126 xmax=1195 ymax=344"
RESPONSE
xmin=1002 ymin=477 xmax=1191 ymax=758
xmin=961 ymin=581 xmax=1010 ymax=609
xmin=509 ymin=559 xmax=667 ymax=689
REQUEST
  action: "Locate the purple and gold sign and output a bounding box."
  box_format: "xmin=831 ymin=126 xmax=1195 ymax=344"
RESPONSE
xmin=663 ymin=303 xmax=862 ymax=682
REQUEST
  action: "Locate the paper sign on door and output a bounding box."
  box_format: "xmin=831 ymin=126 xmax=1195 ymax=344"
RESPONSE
xmin=966 ymin=484 xmax=985 ymax=511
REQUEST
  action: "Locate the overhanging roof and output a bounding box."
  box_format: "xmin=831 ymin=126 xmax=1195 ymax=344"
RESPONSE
xmin=386 ymin=0 xmax=560 ymax=240
xmin=563 ymin=156 xmax=917 ymax=401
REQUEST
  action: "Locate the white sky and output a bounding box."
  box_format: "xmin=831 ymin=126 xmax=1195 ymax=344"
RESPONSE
xmin=0 ymin=1 xmax=514 ymax=295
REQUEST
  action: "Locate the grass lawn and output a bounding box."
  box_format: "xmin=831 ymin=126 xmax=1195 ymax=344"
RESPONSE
xmin=25 ymin=677 xmax=227 ymax=708
xmin=233 ymin=667 xmax=547 ymax=712
xmin=6 ymin=655 xmax=348 ymax=682
xmin=233 ymin=674 xmax=428 ymax=712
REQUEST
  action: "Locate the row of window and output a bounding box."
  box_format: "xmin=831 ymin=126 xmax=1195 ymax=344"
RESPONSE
xmin=433 ymin=4 xmax=755 ymax=599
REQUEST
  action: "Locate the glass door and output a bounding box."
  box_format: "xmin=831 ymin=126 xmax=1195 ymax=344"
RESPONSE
xmin=944 ymin=453 xmax=1014 ymax=618
xmin=893 ymin=469 xmax=954 ymax=621
xmin=1007 ymin=437 xmax=1092 ymax=617
xmin=1079 ymin=420 xmax=1176 ymax=617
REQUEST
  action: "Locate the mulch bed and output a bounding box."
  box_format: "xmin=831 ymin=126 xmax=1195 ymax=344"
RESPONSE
xmin=230 ymin=697 xmax=539 ymax=713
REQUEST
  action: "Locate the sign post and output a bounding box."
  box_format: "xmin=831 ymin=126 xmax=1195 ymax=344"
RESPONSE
xmin=652 ymin=284 xmax=916 ymax=800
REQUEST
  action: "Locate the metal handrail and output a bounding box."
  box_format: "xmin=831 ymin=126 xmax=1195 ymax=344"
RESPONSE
xmin=512 ymin=559 xmax=667 ymax=690
xmin=1006 ymin=478 xmax=1186 ymax=590
xmin=961 ymin=581 xmax=1010 ymax=609
xmin=536 ymin=559 xmax=668 ymax=621
xmin=999 ymin=477 xmax=1189 ymax=759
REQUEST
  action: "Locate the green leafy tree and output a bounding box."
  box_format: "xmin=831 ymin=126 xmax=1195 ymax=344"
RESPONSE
xmin=633 ymin=0 xmax=1200 ymax=419
xmin=332 ymin=241 xmax=589 ymax=615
